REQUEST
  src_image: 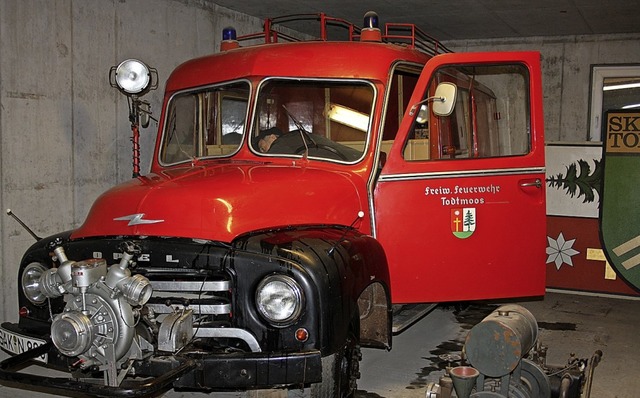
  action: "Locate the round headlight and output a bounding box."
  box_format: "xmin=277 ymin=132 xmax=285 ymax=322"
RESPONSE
xmin=115 ymin=59 xmax=151 ymax=95
xmin=255 ymin=275 xmax=304 ymax=327
xmin=22 ymin=262 xmax=47 ymax=305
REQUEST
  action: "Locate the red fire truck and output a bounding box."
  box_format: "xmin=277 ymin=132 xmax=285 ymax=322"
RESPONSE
xmin=0 ymin=12 xmax=546 ymax=397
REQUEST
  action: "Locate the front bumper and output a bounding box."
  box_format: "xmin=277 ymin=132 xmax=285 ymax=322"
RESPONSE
xmin=0 ymin=323 xmax=322 ymax=397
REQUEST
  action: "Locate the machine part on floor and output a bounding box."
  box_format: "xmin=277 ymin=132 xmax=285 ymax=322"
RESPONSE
xmin=424 ymin=304 xmax=602 ymax=398
xmin=464 ymin=304 xmax=538 ymax=378
xmin=450 ymin=366 xmax=480 ymax=398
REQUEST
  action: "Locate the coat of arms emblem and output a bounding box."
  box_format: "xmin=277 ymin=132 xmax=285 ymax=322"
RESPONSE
xmin=600 ymin=110 xmax=640 ymax=291
xmin=451 ymin=208 xmax=476 ymax=239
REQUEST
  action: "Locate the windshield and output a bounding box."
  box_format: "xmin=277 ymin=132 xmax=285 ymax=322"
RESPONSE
xmin=251 ymin=79 xmax=374 ymax=162
xmin=160 ymin=81 xmax=249 ymax=164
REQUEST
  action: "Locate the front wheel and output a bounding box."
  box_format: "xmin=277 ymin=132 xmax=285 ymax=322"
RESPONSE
xmin=311 ymin=333 xmax=361 ymax=398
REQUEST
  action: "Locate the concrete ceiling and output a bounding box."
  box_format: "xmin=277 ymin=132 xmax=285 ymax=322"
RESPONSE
xmin=212 ymin=0 xmax=640 ymax=41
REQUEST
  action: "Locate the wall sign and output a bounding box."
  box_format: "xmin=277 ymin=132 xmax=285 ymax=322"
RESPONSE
xmin=600 ymin=110 xmax=640 ymax=292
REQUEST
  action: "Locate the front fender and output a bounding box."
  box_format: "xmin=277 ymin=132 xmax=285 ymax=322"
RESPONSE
xmin=232 ymin=226 xmax=392 ymax=354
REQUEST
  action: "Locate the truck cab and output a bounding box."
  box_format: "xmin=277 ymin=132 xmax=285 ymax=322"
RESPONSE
xmin=0 ymin=12 xmax=545 ymax=397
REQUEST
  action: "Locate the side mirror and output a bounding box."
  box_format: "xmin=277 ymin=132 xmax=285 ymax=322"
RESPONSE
xmin=413 ymin=82 xmax=458 ymax=123
xmin=432 ymin=82 xmax=457 ymax=117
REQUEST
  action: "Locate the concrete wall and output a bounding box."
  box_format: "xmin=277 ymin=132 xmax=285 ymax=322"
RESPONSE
xmin=445 ymin=34 xmax=640 ymax=142
xmin=0 ymin=0 xmax=263 ymax=322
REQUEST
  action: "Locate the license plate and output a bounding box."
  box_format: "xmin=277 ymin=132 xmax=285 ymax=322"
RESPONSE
xmin=0 ymin=326 xmax=48 ymax=363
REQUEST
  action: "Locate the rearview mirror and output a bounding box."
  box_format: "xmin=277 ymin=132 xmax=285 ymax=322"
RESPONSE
xmin=431 ymin=82 xmax=457 ymax=117
xmin=414 ymin=82 xmax=458 ymax=123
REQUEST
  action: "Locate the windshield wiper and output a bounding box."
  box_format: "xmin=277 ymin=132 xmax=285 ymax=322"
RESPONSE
xmin=282 ymin=105 xmax=316 ymax=156
xmin=168 ymin=113 xmax=199 ymax=166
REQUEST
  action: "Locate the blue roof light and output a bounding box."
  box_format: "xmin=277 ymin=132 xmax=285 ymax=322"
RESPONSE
xmin=222 ymin=27 xmax=237 ymax=41
xmin=363 ymin=11 xmax=379 ymax=29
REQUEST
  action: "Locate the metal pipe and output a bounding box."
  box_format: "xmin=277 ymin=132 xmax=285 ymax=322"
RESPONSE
xmin=582 ymin=350 xmax=603 ymax=398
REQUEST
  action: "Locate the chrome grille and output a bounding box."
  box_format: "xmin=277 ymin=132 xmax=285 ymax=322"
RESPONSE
xmin=147 ymin=277 xmax=231 ymax=316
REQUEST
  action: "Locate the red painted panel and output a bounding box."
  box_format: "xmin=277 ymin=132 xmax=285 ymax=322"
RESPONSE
xmin=376 ymin=172 xmax=546 ymax=303
xmin=72 ymin=162 xmax=368 ymax=242
xmin=546 ymin=216 xmax=640 ymax=296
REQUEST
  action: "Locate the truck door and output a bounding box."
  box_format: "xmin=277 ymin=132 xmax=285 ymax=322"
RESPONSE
xmin=374 ymin=52 xmax=546 ymax=304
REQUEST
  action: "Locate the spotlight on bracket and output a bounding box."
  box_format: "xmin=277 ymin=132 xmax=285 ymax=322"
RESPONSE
xmin=109 ymin=59 xmax=158 ymax=97
xmin=109 ymin=59 xmax=159 ymax=178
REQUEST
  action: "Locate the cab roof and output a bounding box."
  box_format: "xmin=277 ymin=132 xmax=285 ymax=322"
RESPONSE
xmin=167 ymin=42 xmax=431 ymax=91
xmin=165 ymin=12 xmax=451 ymax=92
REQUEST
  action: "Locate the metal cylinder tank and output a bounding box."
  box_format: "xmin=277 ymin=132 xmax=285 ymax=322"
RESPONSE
xmin=464 ymin=304 xmax=538 ymax=378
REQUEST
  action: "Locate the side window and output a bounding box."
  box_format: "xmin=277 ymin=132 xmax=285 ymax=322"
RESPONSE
xmin=160 ymin=82 xmax=249 ymax=164
xmin=381 ymin=67 xmax=421 ymax=158
xmin=163 ymin=95 xmax=198 ymax=163
xmin=404 ymin=64 xmax=530 ymax=161
xmin=589 ymin=65 xmax=640 ymax=141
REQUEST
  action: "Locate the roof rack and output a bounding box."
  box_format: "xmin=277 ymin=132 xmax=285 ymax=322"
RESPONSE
xmin=384 ymin=23 xmax=453 ymax=55
xmin=236 ymin=13 xmax=452 ymax=56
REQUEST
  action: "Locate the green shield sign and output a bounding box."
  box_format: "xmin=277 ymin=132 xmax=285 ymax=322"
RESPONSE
xmin=600 ymin=110 xmax=640 ymax=291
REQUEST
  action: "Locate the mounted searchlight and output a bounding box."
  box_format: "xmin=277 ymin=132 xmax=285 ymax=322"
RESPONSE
xmin=109 ymin=59 xmax=157 ymax=97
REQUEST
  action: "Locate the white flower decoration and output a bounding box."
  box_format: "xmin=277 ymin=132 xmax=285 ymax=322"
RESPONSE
xmin=546 ymin=232 xmax=580 ymax=270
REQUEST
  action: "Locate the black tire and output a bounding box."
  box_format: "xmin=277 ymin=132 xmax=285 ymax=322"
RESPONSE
xmin=311 ymin=332 xmax=361 ymax=398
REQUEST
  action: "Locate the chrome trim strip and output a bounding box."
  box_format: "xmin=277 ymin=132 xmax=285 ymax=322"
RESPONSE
xmin=147 ymin=303 xmax=231 ymax=315
xmin=378 ymin=167 xmax=545 ymax=182
xmin=194 ymin=328 xmax=262 ymax=352
xmin=150 ymin=280 xmax=230 ymax=291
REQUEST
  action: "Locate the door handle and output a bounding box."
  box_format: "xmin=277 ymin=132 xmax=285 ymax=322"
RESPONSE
xmin=520 ymin=179 xmax=542 ymax=189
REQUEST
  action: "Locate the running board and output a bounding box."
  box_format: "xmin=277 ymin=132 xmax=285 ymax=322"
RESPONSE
xmin=392 ymin=303 xmax=438 ymax=334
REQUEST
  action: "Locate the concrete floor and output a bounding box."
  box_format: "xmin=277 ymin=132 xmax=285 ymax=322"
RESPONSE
xmin=0 ymin=291 xmax=638 ymax=398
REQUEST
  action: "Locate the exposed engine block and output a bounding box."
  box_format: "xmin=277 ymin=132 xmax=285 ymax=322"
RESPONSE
xmin=38 ymin=245 xmax=154 ymax=386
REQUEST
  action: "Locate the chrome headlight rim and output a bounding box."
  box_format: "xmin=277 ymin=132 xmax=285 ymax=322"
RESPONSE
xmin=255 ymin=274 xmax=305 ymax=327
xmin=21 ymin=262 xmax=47 ymax=305
xmin=114 ymin=59 xmax=151 ymax=95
